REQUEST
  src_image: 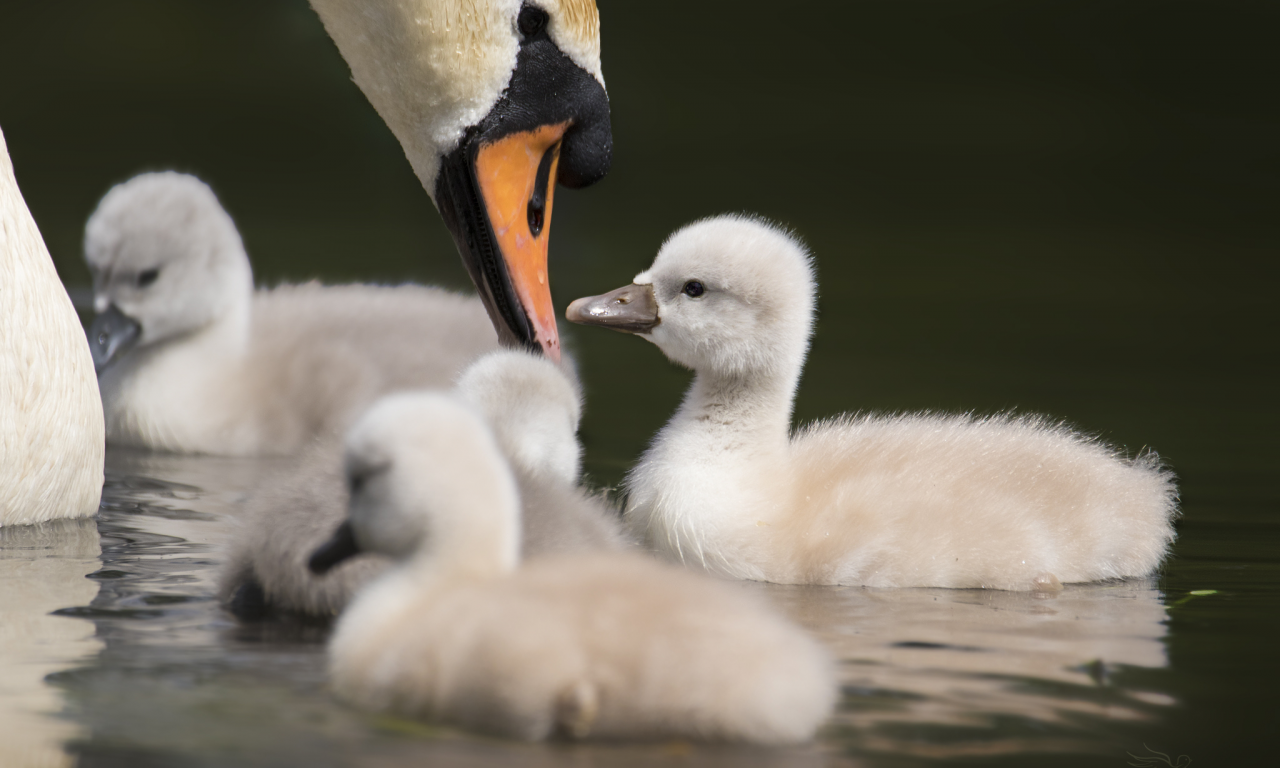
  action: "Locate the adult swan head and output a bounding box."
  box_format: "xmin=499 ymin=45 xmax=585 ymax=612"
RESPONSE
xmin=309 ymin=0 xmax=611 ymax=361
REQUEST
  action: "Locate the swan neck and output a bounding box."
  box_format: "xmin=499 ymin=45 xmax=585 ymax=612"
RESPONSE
xmin=398 ymin=472 xmax=522 ymax=583
xmin=146 ymin=300 xmax=250 ymax=363
xmin=681 ymin=367 xmax=798 ymax=443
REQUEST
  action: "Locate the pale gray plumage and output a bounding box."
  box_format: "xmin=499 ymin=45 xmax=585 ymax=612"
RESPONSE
xmin=218 ymin=350 xmax=629 ymax=619
xmin=86 ymin=171 xmax=499 ymax=455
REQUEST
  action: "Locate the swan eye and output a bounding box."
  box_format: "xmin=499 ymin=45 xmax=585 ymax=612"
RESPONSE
xmin=517 ymin=5 xmax=549 ymax=38
xmin=682 ymin=281 xmax=705 ymax=298
xmin=137 ymin=268 xmax=160 ymax=288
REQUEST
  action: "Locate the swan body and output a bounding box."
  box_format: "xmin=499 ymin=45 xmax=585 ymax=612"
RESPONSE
xmin=219 ymin=349 xmax=629 ymax=619
xmin=312 ymin=392 xmax=834 ymax=742
xmin=86 ymin=172 xmax=498 ymax=455
xmin=566 ymin=215 xmax=1178 ymax=590
xmin=309 ymin=0 xmax=612 ymax=357
xmin=1 ymin=125 xmax=104 ymax=526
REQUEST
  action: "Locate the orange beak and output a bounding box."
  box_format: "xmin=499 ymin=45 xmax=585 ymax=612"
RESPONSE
xmin=473 ymin=122 xmax=569 ymax=361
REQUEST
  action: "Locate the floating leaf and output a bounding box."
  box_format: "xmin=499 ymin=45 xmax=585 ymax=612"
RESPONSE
xmin=1171 ymin=589 xmax=1220 ymax=607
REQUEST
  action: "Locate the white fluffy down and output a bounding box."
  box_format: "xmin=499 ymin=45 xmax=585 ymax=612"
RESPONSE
xmin=85 ymin=171 xmax=498 ymax=455
xmin=1 ymin=125 xmax=104 ymax=526
xmin=621 ymin=215 xmax=1178 ymax=590
xmin=455 ymin=349 xmax=584 ymax=485
xmin=327 ymin=392 xmax=835 ymax=743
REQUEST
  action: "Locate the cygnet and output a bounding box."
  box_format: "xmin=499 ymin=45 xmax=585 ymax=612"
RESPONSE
xmin=85 ymin=171 xmax=499 ymax=455
xmin=566 ymin=215 xmax=1178 ymax=590
xmin=219 ymin=349 xmax=629 ymax=620
xmin=309 ymin=392 xmax=835 ymax=742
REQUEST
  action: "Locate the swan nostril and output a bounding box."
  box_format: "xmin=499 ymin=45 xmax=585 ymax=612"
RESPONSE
xmin=527 ymin=140 xmax=559 ymax=239
xmin=527 ymin=201 xmax=544 ymax=238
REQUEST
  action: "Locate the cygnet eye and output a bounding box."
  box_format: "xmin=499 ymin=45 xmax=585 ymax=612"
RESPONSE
xmin=682 ymin=280 xmax=706 ymax=298
xmin=348 ymin=473 xmax=367 ymax=496
xmin=517 ymin=4 xmax=549 ymax=38
xmin=137 ymin=268 xmax=160 ymax=288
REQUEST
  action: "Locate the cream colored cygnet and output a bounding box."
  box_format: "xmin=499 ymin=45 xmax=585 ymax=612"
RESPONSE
xmin=85 ymin=171 xmax=498 ymax=455
xmin=1 ymin=125 xmax=104 ymax=526
xmin=309 ymin=392 xmax=835 ymax=743
xmin=219 ymin=349 xmax=629 ymax=619
xmin=566 ymin=215 xmax=1178 ymax=590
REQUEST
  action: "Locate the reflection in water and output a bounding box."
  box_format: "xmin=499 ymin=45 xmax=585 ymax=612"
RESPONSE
xmin=6 ymin=453 xmax=1179 ymax=767
xmin=757 ymin=580 xmax=1171 ymax=759
xmin=0 ymin=518 xmax=103 ymax=768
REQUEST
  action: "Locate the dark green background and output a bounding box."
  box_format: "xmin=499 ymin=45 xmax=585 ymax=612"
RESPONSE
xmin=2 ymin=1 xmax=1277 ymax=762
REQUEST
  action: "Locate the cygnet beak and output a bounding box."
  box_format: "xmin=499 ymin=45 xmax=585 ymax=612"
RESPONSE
xmin=565 ymin=284 xmax=660 ymax=334
xmin=308 ymin=521 xmax=361 ymax=575
xmin=87 ymin=305 xmax=141 ymax=373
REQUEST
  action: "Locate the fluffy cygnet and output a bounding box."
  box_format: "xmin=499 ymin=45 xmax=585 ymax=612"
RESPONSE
xmin=84 ymin=171 xmax=498 ymax=454
xmin=566 ymin=215 xmax=1178 ymax=590
xmin=219 ymin=349 xmax=629 ymax=619
xmin=1 ymin=125 xmax=104 ymax=526
xmin=310 ymin=392 xmax=835 ymax=743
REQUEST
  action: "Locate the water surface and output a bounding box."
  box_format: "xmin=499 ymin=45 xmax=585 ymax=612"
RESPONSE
xmin=34 ymin=452 xmax=1223 ymax=767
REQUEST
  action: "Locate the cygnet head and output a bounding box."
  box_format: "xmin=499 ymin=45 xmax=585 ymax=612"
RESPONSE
xmin=566 ymin=215 xmax=816 ymax=379
xmin=455 ymin=350 xmax=584 ymax=485
xmin=309 ymin=393 xmax=521 ymax=577
xmin=84 ymin=172 xmax=252 ymax=369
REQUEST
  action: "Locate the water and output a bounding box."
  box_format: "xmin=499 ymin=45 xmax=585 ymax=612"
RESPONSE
xmin=1 ymin=0 xmax=1277 ymax=764
xmin=0 ymin=455 xmax=1197 ymax=767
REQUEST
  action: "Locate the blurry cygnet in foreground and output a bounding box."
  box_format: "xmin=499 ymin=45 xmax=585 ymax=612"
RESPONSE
xmin=219 ymin=350 xmax=630 ymax=620
xmin=308 ymin=391 xmax=835 ymax=742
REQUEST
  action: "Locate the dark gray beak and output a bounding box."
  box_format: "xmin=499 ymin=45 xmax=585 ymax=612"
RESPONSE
xmin=565 ymin=284 xmax=660 ymax=334
xmin=308 ymin=521 xmax=361 ymax=575
xmin=88 ymin=305 xmax=141 ymax=373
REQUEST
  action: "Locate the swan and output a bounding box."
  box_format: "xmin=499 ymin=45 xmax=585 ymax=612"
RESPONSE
xmin=566 ymin=215 xmax=1178 ymax=590
xmin=85 ymin=171 xmax=500 ymax=455
xmin=306 ymin=0 xmax=612 ymax=360
xmin=1 ymin=125 xmax=104 ymax=526
xmin=308 ymin=391 xmax=835 ymax=742
xmin=219 ymin=349 xmax=630 ymax=619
